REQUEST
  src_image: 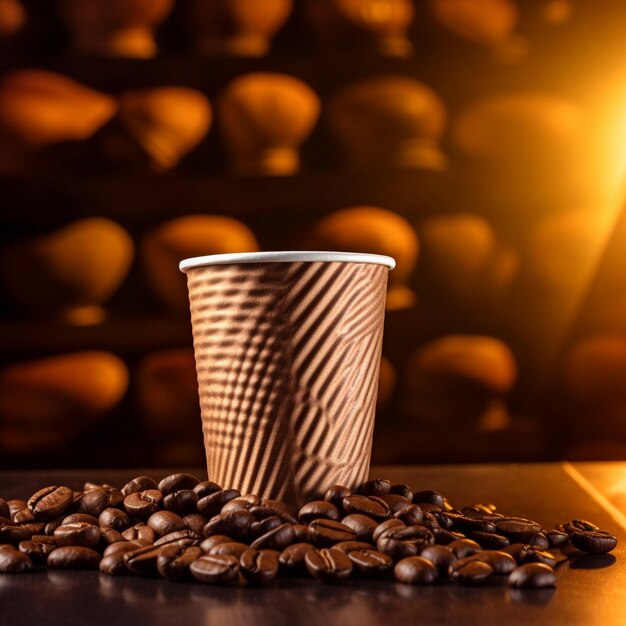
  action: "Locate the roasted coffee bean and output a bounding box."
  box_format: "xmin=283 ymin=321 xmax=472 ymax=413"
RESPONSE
xmin=74 ymin=488 xmax=110 ymax=517
xmin=100 ymin=527 xmax=126 ymax=545
xmin=279 ymin=543 xmax=315 ymax=573
xmin=466 ymin=550 xmax=517 ymax=575
xmin=54 ymin=523 xmax=101 ymax=548
xmin=157 ymin=545 xmax=203 ymax=582
xmin=450 ymin=560 xmax=493 ymax=585
xmin=298 ymin=501 xmax=340 ymax=523
xmin=377 ymin=525 xmax=434 ymax=560
xmin=420 ymin=544 xmax=456 ymax=578
xmin=200 ymin=535 xmax=232 ymax=552
xmin=324 ymin=485 xmax=352 ymax=510
xmin=564 ymin=519 xmax=599 ymax=534
xmin=469 ymin=531 xmax=510 ymax=550
xmin=525 ymin=548 xmax=557 ymax=568
xmin=27 ymin=486 xmax=74 ymax=521
xmin=190 ymin=554 xmax=239 ymax=584
xmin=209 ymin=542 xmax=250 ymax=558
xmin=342 ymin=495 xmax=390 ymax=521
xmin=545 ymin=530 xmax=569 ymax=548
xmin=348 ymin=549 xmax=393 ymax=577
xmin=123 ymin=490 xmax=164 ymax=520
xmin=508 ymin=563 xmax=556 ymax=588
xmin=520 ymin=532 xmax=549 ymax=549
xmin=495 ymin=517 xmax=542 ymax=541
xmin=221 ymin=498 xmax=253 ymax=514
xmin=13 ymin=508 xmax=35 ymax=524
xmin=341 ymin=514 xmax=378 ymax=542
xmin=358 ymin=479 xmax=391 ymax=497
xmin=0 ymin=499 xmax=9 ymax=519
xmin=441 ymin=512 xmax=496 ymax=534
xmin=158 ymin=473 xmax=200 ymax=496
xmin=250 ymin=515 xmax=282 ymax=538
xmin=462 ymin=504 xmax=499 ymax=518
xmin=203 ymin=511 xmax=253 ymax=539
xmin=420 ymin=503 xmax=443 ymax=514
xmin=61 ymin=513 xmax=99 ymax=527
xmin=0 ymin=522 xmax=44 ymax=545
xmin=31 ymin=534 xmax=56 ymax=545
xmin=432 ymin=511 xmax=455 ymax=529
xmin=305 ymin=547 xmax=353 ymax=581
xmin=394 ymin=504 xmax=424 ymax=526
xmin=394 ymin=556 xmax=437 ymax=584
xmin=193 ymin=481 xmax=223 ymax=499
xmin=183 ymin=514 xmax=208 ymax=538
xmin=153 ymin=529 xmax=200 ymax=548
xmin=570 ymin=530 xmax=617 ymax=554
xmin=122 ymin=523 xmax=156 ymax=544
xmin=121 ymin=475 xmax=158 ymax=496
xmin=197 ymin=489 xmax=240 ymax=518
xmin=103 ymin=541 xmax=144 ymax=558
xmin=378 ymin=494 xmax=413 ymax=513
xmin=123 ymin=544 xmax=163 ymax=576
xmin=251 ymin=523 xmax=295 ymax=551
xmin=241 ymin=494 xmax=261 ymax=505
xmin=372 ymin=519 xmax=405 ymax=543
xmin=307 ymin=519 xmax=356 ymax=547
xmin=389 ymin=484 xmax=413 ymax=500
xmin=0 ymin=545 xmax=32 ymax=573
xmin=48 ymin=546 xmax=100 ymax=570
xmin=147 ymin=511 xmax=186 ymax=537
xmin=502 ymin=544 xmax=534 ymax=564
xmin=18 ymin=540 xmax=55 ymax=564
xmin=421 ymin=511 xmax=441 ymax=531
xmin=412 ymin=490 xmax=445 ymax=508
xmin=163 ymin=490 xmax=198 ymax=516
xmin=44 ymin=516 xmax=65 ymax=536
xmin=252 ymin=501 xmax=298 ymax=525
xmin=240 ymin=547 xmax=279 ymax=585
xmin=105 ymin=487 xmax=125 ymax=509
xmin=99 ymin=508 xmax=131 ymax=532
xmin=99 ymin=553 xmax=129 ymax=576
xmin=447 ymin=539 xmax=483 ymax=559
xmin=292 ymin=524 xmax=309 ymax=542
xmin=432 ymin=528 xmax=465 ymax=545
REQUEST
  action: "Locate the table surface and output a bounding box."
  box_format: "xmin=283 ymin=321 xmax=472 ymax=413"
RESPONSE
xmin=1 ymin=463 xmax=625 ymax=626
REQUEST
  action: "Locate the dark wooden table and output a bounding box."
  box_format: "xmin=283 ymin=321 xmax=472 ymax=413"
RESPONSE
xmin=1 ymin=463 xmax=625 ymax=626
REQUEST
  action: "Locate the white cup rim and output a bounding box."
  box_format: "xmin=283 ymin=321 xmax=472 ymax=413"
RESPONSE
xmin=179 ymin=251 xmax=396 ymax=272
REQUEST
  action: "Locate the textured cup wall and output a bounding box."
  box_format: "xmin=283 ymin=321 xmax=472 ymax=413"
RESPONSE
xmin=186 ymin=260 xmax=388 ymax=506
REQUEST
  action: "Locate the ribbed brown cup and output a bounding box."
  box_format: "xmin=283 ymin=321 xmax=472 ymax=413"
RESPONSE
xmin=181 ymin=253 xmax=392 ymax=507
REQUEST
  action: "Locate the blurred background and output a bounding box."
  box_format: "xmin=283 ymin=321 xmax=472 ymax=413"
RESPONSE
xmin=2 ymin=0 xmax=626 ymax=469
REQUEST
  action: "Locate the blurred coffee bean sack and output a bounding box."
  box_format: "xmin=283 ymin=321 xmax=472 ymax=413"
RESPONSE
xmin=2 ymin=0 xmax=626 ymax=468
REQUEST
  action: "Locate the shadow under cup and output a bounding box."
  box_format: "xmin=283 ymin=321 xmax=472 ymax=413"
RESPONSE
xmin=180 ymin=251 xmax=395 ymax=507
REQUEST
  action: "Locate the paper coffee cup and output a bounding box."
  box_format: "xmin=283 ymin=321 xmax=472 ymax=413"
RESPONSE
xmin=180 ymin=251 xmax=395 ymax=506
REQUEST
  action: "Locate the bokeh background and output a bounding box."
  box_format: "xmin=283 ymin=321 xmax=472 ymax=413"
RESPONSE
xmin=2 ymin=0 xmax=626 ymax=469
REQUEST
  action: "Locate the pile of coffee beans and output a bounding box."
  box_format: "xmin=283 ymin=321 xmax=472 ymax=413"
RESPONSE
xmin=0 ymin=475 xmax=618 ymax=588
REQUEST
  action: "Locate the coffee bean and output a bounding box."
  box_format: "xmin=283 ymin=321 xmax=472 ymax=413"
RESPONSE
xmin=372 ymin=519 xmax=405 ymax=543
xmin=100 ymin=527 xmax=126 ymax=545
xmin=0 ymin=499 xmax=9 ymax=519
xmin=412 ymin=490 xmax=445 ymax=508
xmin=252 ymin=501 xmax=298 ymax=525
xmin=163 ymin=490 xmax=198 ymax=516
xmin=394 ymin=556 xmax=437 ymax=584
xmin=324 ymin=485 xmax=352 ymax=510
xmin=121 ymin=476 xmax=158 ymax=497
xmin=200 ymin=535 xmax=232 ymax=552
xmin=0 ymin=522 xmax=45 ymax=545
xmin=305 ymin=547 xmax=353 ymax=581
xmin=495 ymin=517 xmax=542 ymax=541
xmin=61 ymin=513 xmax=99 ymax=527
xmin=332 ymin=540 xmax=374 ymax=553
xmin=99 ymin=508 xmax=131 ymax=532
xmin=525 ymin=548 xmax=557 ymax=568
xmin=502 ymin=543 xmax=534 ymax=564
xmin=348 ymin=549 xmax=393 ymax=577
xmin=450 ymin=560 xmax=493 ymax=585
xmin=147 ymin=511 xmax=186 ymax=537
xmin=469 ymin=531 xmax=510 ymax=550
xmin=240 ymin=548 xmax=279 ymax=585
xmin=462 ymin=504 xmax=499 ymax=518
xmin=421 ymin=511 xmax=441 ymax=530
xmin=292 ymin=524 xmax=309 ymax=542
xmin=250 ymin=515 xmax=282 ymax=538
xmin=298 ymin=501 xmax=340 ymax=524
xmin=545 ymin=530 xmax=569 ymax=548
xmin=307 ymin=519 xmax=356 ymax=547
xmin=123 ymin=490 xmax=164 ymax=520
xmin=153 ymin=529 xmax=200 ymax=548
xmin=27 ymin=486 xmax=74 ymax=521
xmin=221 ymin=499 xmax=253 ymax=514
xmin=193 ymin=481 xmax=223 ymax=499
xmin=440 ymin=512 xmax=496 ymax=534
xmin=122 ymin=523 xmax=156 ymax=544
xmin=103 ymin=541 xmax=144 ymax=558
xmin=104 ymin=487 xmax=125 ymax=509
xmin=377 ymin=525 xmax=434 ymax=560
xmin=158 ymin=473 xmax=200 ymax=496
xmin=467 ymin=550 xmax=517 ymax=575
xmin=341 ymin=514 xmax=378 ymax=541
xmin=99 ymin=553 xmax=129 ymax=576
xmin=570 ymin=530 xmax=617 ymax=554
xmin=508 ymin=563 xmax=556 ymax=588
xmin=564 ymin=519 xmax=599 ymax=534
xmin=209 ymin=542 xmax=250 ymax=558
xmin=183 ymin=514 xmax=208 ymax=538
xmin=432 ymin=528 xmax=465 ymax=545
xmin=203 ymin=511 xmax=253 ymax=539
xmin=358 ymin=479 xmax=391 ymax=497
xmin=342 ymin=495 xmax=390 ymax=521
xmin=54 ymin=523 xmax=101 ymax=548
xmin=389 ymin=484 xmax=413 ymax=500
xmin=0 ymin=545 xmax=32 ymax=573
xmin=48 ymin=546 xmax=100 ymax=570
xmin=18 ymin=539 xmax=55 ymax=564
xmin=13 ymin=508 xmax=36 ymax=524
xmin=279 ymin=543 xmax=315 ymax=574
xmin=394 ymin=504 xmax=424 ymax=525
xmin=190 ymin=554 xmax=239 ymax=584
xmin=74 ymin=488 xmax=110 ymax=517
xmin=378 ymin=494 xmax=413 ymax=514
xmin=447 ymin=539 xmax=482 ymax=559
xmin=123 ymin=544 xmax=163 ymax=576
xmin=420 ymin=544 xmax=456 ymax=578
xmin=197 ymin=489 xmax=240 ymax=518
xmin=251 ymin=523 xmax=295 ymax=551
xmin=157 ymin=545 xmax=203 ymax=582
